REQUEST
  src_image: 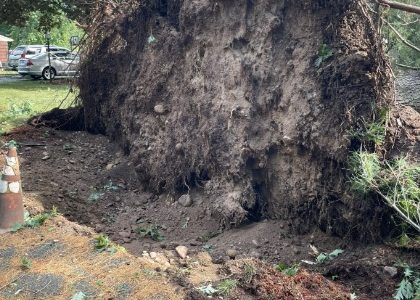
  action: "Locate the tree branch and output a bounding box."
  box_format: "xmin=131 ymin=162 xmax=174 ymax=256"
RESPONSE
xmin=378 ymin=0 xmax=420 ymax=15
xmin=395 ymin=63 xmax=420 ymax=70
xmin=382 ymin=18 xmax=420 ymax=53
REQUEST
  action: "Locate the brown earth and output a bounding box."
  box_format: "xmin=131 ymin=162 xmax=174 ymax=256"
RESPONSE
xmin=1 ymin=126 xmax=419 ymax=299
xmin=79 ymin=0 xmax=396 ymax=241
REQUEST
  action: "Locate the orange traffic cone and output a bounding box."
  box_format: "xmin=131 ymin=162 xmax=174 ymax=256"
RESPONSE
xmin=0 ymin=147 xmax=24 ymax=233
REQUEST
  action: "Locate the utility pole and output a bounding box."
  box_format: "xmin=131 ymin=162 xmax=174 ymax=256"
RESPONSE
xmin=45 ymin=32 xmax=52 ymax=82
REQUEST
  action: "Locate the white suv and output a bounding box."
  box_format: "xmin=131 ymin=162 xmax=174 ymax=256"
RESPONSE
xmin=8 ymin=45 xmax=70 ymax=69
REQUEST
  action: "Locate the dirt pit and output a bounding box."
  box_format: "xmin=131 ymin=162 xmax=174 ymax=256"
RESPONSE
xmin=1 ymin=126 xmax=419 ymax=299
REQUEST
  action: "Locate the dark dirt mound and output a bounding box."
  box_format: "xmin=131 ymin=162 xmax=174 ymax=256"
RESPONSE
xmin=79 ymin=0 xmax=398 ymax=241
xmin=3 ymin=126 xmax=419 ymax=299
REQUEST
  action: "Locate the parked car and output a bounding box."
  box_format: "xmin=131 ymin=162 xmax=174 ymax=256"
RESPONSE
xmin=8 ymin=45 xmax=70 ymax=70
xmin=17 ymin=51 xmax=80 ymax=80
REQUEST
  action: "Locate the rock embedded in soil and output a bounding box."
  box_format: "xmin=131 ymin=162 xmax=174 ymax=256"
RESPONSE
xmin=153 ymin=104 xmax=165 ymax=114
xmin=178 ymin=194 xmax=192 ymax=207
xmin=175 ymin=245 xmax=188 ymax=259
xmin=384 ymin=266 xmax=398 ymax=278
xmin=226 ymin=249 xmax=238 ymax=259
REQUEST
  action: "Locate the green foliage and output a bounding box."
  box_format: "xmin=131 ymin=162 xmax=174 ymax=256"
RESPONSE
xmin=316 ymin=249 xmax=344 ymax=264
xmin=243 ymin=263 xmax=257 ymax=284
xmin=0 ymin=0 xmax=91 ymax=31
xmin=135 ymin=224 xmax=164 ymax=241
xmin=382 ymin=0 xmax=420 ymax=68
xmin=394 ymin=266 xmax=420 ymax=300
xmin=20 ymin=256 xmax=32 ymax=270
xmin=275 ymin=262 xmax=300 ymax=276
xmin=349 ymin=151 xmax=420 ymax=232
xmin=217 ymin=279 xmax=238 ymax=296
xmin=94 ymin=234 xmax=125 ymax=254
xmin=349 ymin=152 xmax=381 ymax=193
xmin=1 ymin=12 xmax=83 ymax=49
xmin=315 ymin=44 xmax=333 ymax=68
xmin=12 ymin=208 xmax=58 ymax=232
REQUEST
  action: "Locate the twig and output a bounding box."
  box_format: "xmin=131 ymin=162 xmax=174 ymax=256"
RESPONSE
xmin=382 ymin=19 xmax=420 ymax=53
xmin=395 ymin=63 xmax=420 ymax=70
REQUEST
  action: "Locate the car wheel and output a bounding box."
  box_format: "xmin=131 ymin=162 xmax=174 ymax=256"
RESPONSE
xmin=42 ymin=67 xmax=56 ymax=80
xmin=31 ymin=75 xmax=41 ymax=80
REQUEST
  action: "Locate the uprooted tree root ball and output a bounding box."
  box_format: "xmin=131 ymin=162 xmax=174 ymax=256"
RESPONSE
xmin=78 ymin=0 xmax=416 ymax=241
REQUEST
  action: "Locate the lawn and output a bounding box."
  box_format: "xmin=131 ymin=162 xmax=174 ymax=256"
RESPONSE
xmin=0 ymin=77 xmax=78 ymax=133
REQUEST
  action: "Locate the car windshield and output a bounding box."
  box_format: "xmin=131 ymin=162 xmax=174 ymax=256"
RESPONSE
xmin=12 ymin=47 xmax=25 ymax=55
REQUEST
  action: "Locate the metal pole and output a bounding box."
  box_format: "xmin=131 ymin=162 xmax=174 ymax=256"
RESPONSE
xmin=47 ymin=35 xmax=52 ymax=82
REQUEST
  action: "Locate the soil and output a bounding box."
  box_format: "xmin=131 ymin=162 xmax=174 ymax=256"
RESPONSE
xmin=1 ymin=126 xmax=419 ymax=299
xmin=79 ymin=0 xmax=396 ymax=241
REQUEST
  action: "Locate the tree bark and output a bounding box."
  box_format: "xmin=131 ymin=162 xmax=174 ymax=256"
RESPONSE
xmin=378 ymin=0 xmax=420 ymax=15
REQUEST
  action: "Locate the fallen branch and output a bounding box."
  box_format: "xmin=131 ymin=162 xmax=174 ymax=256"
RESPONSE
xmin=378 ymin=0 xmax=420 ymax=15
xmin=396 ymin=63 xmax=420 ymax=70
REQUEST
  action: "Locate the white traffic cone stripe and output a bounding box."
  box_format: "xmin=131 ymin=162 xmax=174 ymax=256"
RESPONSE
xmin=0 ymin=181 xmax=7 ymax=193
xmin=4 ymin=166 xmax=15 ymax=176
xmin=5 ymin=156 xmax=17 ymax=167
xmin=9 ymin=182 xmax=20 ymax=193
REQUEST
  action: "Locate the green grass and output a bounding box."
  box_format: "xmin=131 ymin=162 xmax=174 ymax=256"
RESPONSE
xmin=0 ymin=70 xmax=18 ymax=77
xmin=0 ymin=79 xmax=77 ymax=133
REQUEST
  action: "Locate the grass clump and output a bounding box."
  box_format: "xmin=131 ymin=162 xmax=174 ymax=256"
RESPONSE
xmin=217 ymin=279 xmax=238 ymax=296
xmin=20 ymin=256 xmax=32 ymax=270
xmin=12 ymin=207 xmax=59 ymax=232
xmin=94 ymin=234 xmax=125 ymax=254
xmin=243 ymin=263 xmax=257 ymax=284
xmin=349 ymin=151 xmax=420 ymax=233
xmin=275 ymin=262 xmax=300 ymax=276
xmin=135 ymin=224 xmax=164 ymax=241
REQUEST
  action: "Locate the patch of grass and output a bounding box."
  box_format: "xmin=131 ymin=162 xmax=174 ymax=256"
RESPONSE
xmin=315 ymin=44 xmax=333 ymax=68
xmin=12 ymin=207 xmax=59 ymax=232
xmin=20 ymin=256 xmax=32 ymax=270
xmin=351 ymin=120 xmax=387 ymax=146
xmin=243 ymin=263 xmax=257 ymax=284
xmin=0 ymin=70 xmax=18 ymax=77
xmin=94 ymin=234 xmax=125 ymax=254
xmin=275 ymin=262 xmax=300 ymax=276
xmin=135 ymin=224 xmax=164 ymax=241
xmin=0 ymin=80 xmax=77 ymax=132
xmin=217 ymin=279 xmax=238 ymax=296
xmin=349 ymin=151 xmax=420 ymax=233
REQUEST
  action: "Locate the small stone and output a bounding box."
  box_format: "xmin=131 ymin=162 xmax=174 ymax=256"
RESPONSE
xmin=251 ymin=240 xmax=260 ymax=248
xmin=175 ymin=143 xmax=183 ymax=152
xmin=178 ymin=194 xmax=192 ymax=207
xmin=249 ymin=251 xmax=262 ymax=259
xmin=154 ymin=104 xmax=165 ymax=114
xmin=150 ymin=252 xmax=158 ymax=259
xmin=384 ymin=266 xmax=398 ymax=278
xmin=42 ymin=155 xmax=50 ymax=160
xmin=106 ymin=163 xmax=114 ymax=170
xmin=175 ymin=245 xmax=188 ymax=259
xmin=226 ymin=249 xmax=238 ymax=259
